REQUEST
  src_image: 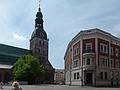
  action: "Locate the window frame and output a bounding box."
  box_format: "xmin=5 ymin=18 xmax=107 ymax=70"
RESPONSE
xmin=85 ymin=43 xmax=92 ymax=52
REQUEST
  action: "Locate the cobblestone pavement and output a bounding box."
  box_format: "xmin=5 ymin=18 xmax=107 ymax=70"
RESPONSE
xmin=2 ymin=85 xmax=120 ymax=90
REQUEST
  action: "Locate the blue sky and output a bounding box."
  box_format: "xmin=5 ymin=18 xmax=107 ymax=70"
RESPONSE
xmin=0 ymin=0 xmax=120 ymax=69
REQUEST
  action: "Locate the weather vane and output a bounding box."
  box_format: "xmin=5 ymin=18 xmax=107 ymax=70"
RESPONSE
xmin=39 ymin=0 xmax=41 ymax=8
xmin=38 ymin=0 xmax=42 ymax=11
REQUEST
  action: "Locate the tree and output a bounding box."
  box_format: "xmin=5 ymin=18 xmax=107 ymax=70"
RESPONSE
xmin=13 ymin=54 xmax=44 ymax=84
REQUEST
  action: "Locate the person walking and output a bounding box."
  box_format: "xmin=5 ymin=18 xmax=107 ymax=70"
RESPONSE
xmin=11 ymin=81 xmax=22 ymax=90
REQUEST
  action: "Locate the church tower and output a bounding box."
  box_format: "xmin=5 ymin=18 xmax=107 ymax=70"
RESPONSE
xmin=30 ymin=6 xmax=48 ymax=65
xmin=30 ymin=4 xmax=54 ymax=83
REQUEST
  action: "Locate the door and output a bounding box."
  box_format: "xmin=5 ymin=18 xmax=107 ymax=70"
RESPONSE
xmin=85 ymin=73 xmax=92 ymax=85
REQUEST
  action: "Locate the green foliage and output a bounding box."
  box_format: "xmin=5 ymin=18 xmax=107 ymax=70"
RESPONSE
xmin=13 ymin=54 xmax=44 ymax=84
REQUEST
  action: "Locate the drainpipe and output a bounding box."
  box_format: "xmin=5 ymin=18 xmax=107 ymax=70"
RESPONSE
xmin=81 ymin=40 xmax=83 ymax=86
xmin=81 ymin=56 xmax=83 ymax=86
xmin=69 ymin=48 xmax=72 ymax=86
xmin=69 ymin=64 xmax=72 ymax=86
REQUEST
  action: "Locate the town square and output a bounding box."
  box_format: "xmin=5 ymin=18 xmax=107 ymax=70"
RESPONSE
xmin=2 ymin=85 xmax=120 ymax=90
xmin=0 ymin=0 xmax=120 ymax=89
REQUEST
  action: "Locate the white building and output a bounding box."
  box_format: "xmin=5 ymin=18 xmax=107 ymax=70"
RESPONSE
xmin=54 ymin=69 xmax=65 ymax=84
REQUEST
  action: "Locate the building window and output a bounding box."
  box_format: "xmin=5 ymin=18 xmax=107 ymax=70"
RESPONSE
xmin=73 ymin=48 xmax=79 ymax=56
xmin=100 ymin=44 xmax=103 ymax=52
xmin=115 ymin=59 xmax=119 ymax=68
xmin=100 ymin=43 xmax=108 ymax=53
xmin=105 ymin=72 xmax=107 ymax=80
xmin=85 ymin=43 xmax=92 ymax=52
xmin=99 ymin=57 xmax=108 ymax=67
xmin=104 ymin=45 xmax=107 ymax=53
xmin=74 ymin=73 xmax=76 ymax=79
xmin=77 ymin=48 xmax=79 ymax=54
xmin=105 ymin=58 xmax=108 ymax=66
xmin=73 ymin=48 xmax=76 ymax=56
xmin=74 ymin=72 xmax=79 ymax=80
xmin=110 ymin=71 xmax=114 ymax=79
xmin=73 ymin=60 xmax=79 ymax=67
xmin=101 ymin=57 xmax=108 ymax=67
xmin=110 ymin=59 xmax=113 ymax=67
xmin=115 ymin=48 xmax=119 ymax=57
xmin=43 ymin=42 xmax=44 ymax=46
xmin=100 ymin=72 xmax=103 ymax=80
xmin=38 ymin=49 xmax=41 ymax=53
xmin=110 ymin=47 xmax=114 ymax=55
xmin=77 ymin=72 xmax=79 ymax=79
xmin=102 ymin=58 xmax=105 ymax=66
xmin=116 ymin=72 xmax=119 ymax=79
xmin=39 ymin=41 xmax=41 ymax=46
xmin=102 ymin=59 xmax=104 ymax=66
xmin=86 ymin=58 xmax=91 ymax=65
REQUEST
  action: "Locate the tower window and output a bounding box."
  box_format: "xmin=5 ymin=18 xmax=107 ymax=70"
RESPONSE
xmin=36 ymin=27 xmax=38 ymax=29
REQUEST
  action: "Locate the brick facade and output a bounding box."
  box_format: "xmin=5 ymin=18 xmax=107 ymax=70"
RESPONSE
xmin=64 ymin=28 xmax=120 ymax=86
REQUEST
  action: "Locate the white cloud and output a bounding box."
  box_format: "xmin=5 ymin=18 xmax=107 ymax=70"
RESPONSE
xmin=12 ymin=32 xmax=26 ymax=41
xmin=112 ymin=24 xmax=120 ymax=36
xmin=0 ymin=0 xmax=120 ymax=69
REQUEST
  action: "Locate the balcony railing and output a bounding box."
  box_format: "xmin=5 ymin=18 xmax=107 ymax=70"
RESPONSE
xmin=83 ymin=49 xmax=95 ymax=54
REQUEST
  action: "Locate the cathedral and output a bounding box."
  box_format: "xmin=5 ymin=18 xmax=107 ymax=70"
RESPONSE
xmin=0 ymin=5 xmax=54 ymax=83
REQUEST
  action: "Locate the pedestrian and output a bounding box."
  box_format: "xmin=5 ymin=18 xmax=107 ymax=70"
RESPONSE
xmin=0 ymin=81 xmax=4 ymax=89
xmin=11 ymin=81 xmax=22 ymax=90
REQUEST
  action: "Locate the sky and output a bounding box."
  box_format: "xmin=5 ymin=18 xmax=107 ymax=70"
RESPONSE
xmin=0 ymin=0 xmax=120 ymax=69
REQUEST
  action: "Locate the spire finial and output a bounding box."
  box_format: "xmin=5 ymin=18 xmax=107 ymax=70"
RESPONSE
xmin=38 ymin=0 xmax=41 ymax=11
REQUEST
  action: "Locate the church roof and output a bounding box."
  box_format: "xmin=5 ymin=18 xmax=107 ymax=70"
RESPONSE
xmin=31 ymin=28 xmax=47 ymax=40
xmin=0 ymin=43 xmax=31 ymax=65
xmin=31 ymin=7 xmax=47 ymax=40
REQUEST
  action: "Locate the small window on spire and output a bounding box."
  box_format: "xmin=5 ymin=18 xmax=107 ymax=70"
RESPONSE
xmin=36 ymin=27 xmax=38 ymax=29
